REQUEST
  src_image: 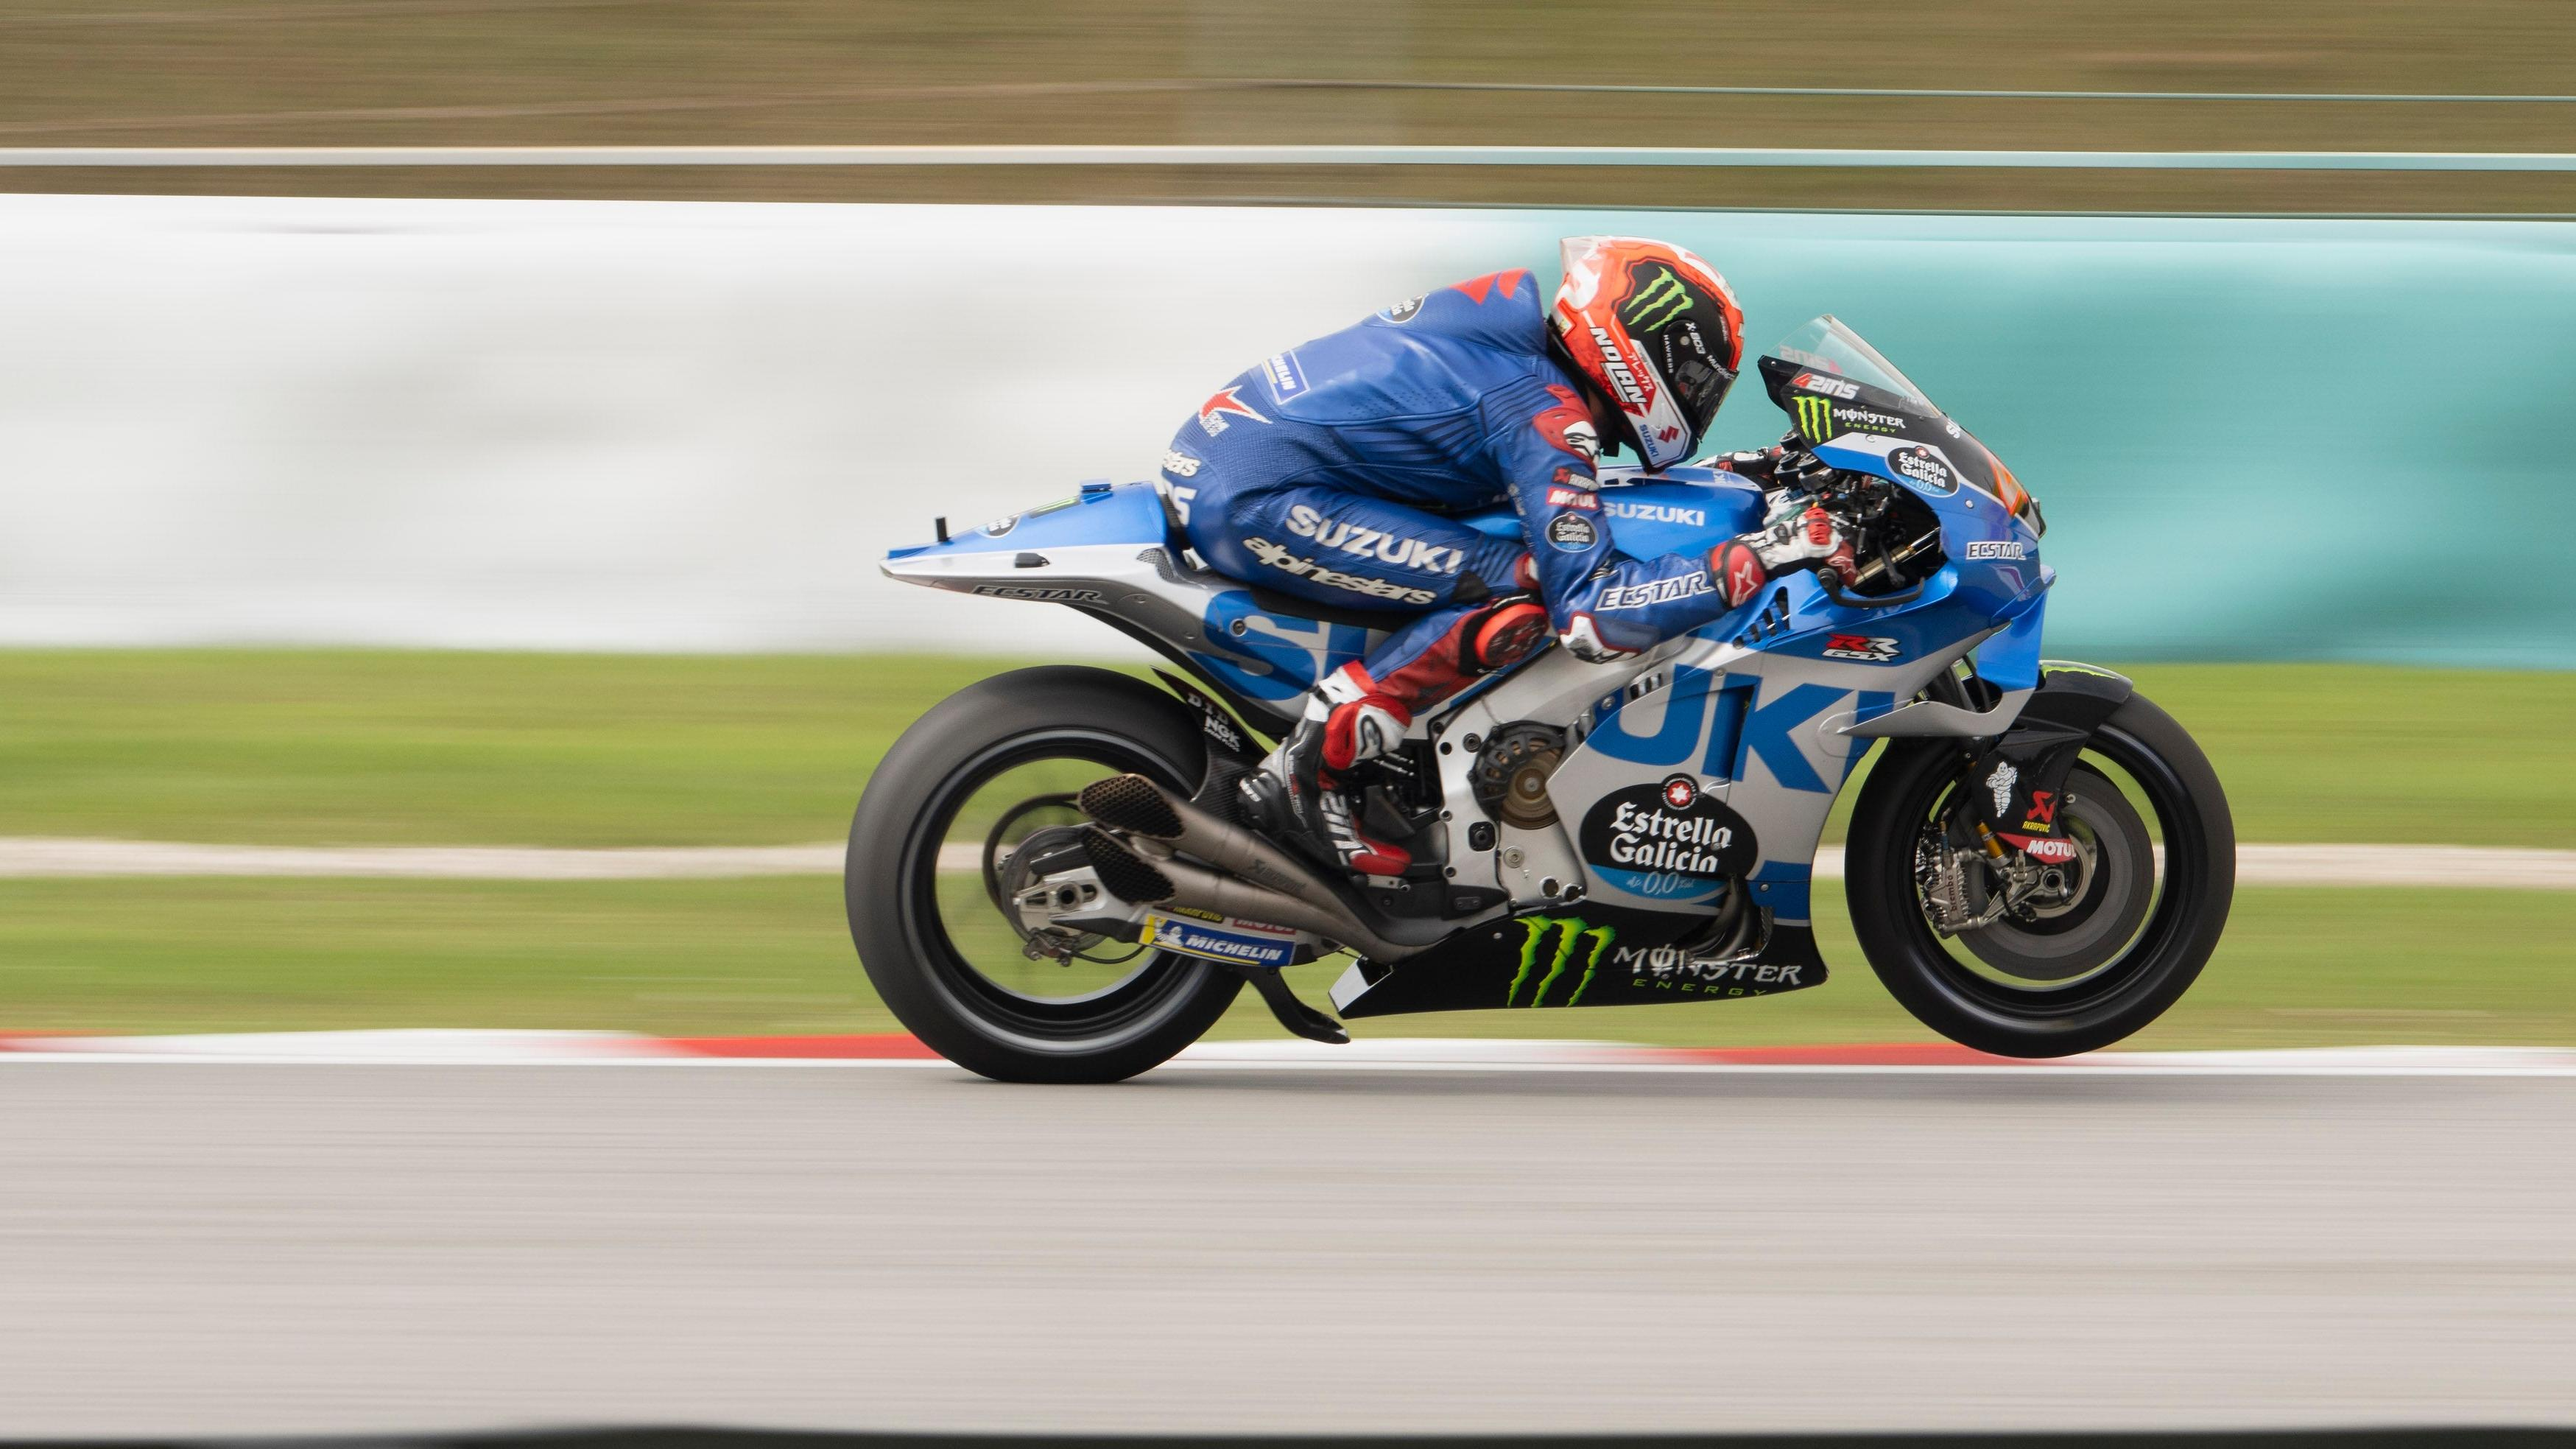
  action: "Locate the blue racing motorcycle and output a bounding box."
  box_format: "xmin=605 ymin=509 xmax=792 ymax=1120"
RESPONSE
xmin=850 ymin=317 xmax=2235 ymax=1081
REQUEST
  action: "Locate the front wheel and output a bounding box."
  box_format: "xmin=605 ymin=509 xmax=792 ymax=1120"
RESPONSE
xmin=846 ymin=666 xmax=1242 ymax=1083
xmin=1844 ymin=691 xmax=2235 ymax=1058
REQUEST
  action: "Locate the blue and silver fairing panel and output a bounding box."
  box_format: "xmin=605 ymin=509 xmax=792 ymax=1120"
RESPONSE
xmin=880 ymin=481 xmax=1379 ymax=727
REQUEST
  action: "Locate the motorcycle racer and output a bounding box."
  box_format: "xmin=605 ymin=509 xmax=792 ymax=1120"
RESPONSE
xmin=1158 ymin=236 xmax=1771 ymax=877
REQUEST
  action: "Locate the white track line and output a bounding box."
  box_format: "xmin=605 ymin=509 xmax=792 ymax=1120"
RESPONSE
xmin=0 ymin=837 xmax=846 ymax=880
xmin=5 ymin=838 xmax=2574 ymax=888
xmin=1 ymin=1051 xmax=2570 ymax=1078
xmin=2 ymin=1032 xmax=2572 ymax=1076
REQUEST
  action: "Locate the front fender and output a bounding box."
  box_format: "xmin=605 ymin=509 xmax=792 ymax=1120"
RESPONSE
xmin=1957 ymin=664 xmax=2136 ymax=838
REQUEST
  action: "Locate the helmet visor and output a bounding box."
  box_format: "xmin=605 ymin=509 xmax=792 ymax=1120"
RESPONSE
xmin=1667 ymin=349 xmax=1737 ymax=443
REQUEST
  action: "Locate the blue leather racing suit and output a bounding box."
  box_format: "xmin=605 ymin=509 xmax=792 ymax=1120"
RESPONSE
xmin=1160 ymin=268 xmax=1735 ymax=718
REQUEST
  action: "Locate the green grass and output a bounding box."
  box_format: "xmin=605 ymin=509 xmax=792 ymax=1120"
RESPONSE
xmin=4 ymin=649 xmax=2567 ymax=1046
xmin=0 ymin=650 xmax=984 ymax=847
xmin=1 ymin=876 xmax=2567 ymax=1049
xmin=4 ymin=650 xmax=2572 ymax=849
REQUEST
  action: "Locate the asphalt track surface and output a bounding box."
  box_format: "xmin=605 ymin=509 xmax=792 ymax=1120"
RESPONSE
xmin=2 ymin=1061 xmax=2572 ymax=1436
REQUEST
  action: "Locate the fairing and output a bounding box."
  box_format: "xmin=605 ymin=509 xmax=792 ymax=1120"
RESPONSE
xmin=881 ymin=321 xmax=2059 ymax=1019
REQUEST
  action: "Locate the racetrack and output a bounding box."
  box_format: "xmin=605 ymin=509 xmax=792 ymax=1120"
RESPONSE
xmin=2 ymin=1061 xmax=2571 ymax=1436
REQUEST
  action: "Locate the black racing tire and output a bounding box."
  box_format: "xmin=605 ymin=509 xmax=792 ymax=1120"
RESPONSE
xmin=845 ymin=665 xmax=1242 ymax=1084
xmin=1844 ymin=691 xmax=2236 ymax=1058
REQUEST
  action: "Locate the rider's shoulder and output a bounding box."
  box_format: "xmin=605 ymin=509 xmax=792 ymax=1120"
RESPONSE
xmin=1362 ymin=269 xmax=1549 ymax=357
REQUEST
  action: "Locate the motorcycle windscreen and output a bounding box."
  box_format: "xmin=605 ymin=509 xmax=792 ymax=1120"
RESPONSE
xmin=1756 ymin=316 xmax=2039 ymax=530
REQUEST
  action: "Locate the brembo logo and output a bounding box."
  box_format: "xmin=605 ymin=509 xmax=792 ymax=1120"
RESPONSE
xmin=1505 ymin=916 xmax=1617 ymax=1008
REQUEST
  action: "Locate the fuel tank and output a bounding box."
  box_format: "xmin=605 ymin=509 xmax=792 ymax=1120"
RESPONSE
xmin=1451 ymin=465 xmax=1767 ymax=558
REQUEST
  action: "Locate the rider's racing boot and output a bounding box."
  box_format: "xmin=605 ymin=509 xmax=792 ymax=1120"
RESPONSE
xmin=1236 ymin=597 xmax=1551 ymax=883
xmin=1238 ymin=682 xmax=1415 ymax=879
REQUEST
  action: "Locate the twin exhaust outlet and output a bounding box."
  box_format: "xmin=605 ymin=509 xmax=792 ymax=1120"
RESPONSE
xmin=1074 ymin=774 xmax=1426 ymax=963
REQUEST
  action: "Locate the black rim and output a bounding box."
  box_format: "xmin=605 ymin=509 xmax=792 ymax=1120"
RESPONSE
xmin=896 ymin=726 xmax=1214 ymax=1048
xmin=1890 ymin=719 xmax=2207 ymax=1020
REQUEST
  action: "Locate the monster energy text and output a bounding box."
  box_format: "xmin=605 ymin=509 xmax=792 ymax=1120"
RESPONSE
xmin=1613 ymin=944 xmax=1807 ymax=995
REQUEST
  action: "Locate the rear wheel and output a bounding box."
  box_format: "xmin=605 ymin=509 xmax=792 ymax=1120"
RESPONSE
xmin=846 ymin=666 xmax=1242 ymax=1083
xmin=1844 ymin=691 xmax=2235 ymax=1057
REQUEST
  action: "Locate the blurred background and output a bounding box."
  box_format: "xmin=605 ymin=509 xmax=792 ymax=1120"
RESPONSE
xmin=10 ymin=4 xmax=2576 ymax=1442
xmin=3 ymin=0 xmax=2573 ymax=1051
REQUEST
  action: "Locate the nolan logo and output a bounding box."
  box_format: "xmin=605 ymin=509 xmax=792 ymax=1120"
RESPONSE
xmin=1588 ymin=325 xmax=1651 ymax=407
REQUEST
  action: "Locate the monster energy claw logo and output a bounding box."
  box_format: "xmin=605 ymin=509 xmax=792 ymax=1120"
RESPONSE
xmin=1506 ymin=916 xmax=1617 ymax=1008
xmin=1792 ymin=394 xmax=1834 ymax=440
xmin=1621 ymin=268 xmax=1692 ymax=331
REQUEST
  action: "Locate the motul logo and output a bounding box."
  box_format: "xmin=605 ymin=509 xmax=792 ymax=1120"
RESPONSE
xmin=2005 ymin=833 xmax=2080 ymax=863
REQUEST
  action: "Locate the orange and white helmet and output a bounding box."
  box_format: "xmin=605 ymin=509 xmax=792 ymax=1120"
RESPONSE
xmin=1551 ymin=236 xmax=1745 ymax=470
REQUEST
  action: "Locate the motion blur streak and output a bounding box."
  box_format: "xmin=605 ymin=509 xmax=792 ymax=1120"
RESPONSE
xmin=7 ymin=194 xmax=2575 ymax=663
xmin=0 ymin=1064 xmax=2569 ymax=1436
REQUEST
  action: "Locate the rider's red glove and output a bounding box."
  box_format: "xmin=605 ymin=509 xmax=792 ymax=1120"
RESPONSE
xmin=1710 ymin=540 xmax=1767 ymax=607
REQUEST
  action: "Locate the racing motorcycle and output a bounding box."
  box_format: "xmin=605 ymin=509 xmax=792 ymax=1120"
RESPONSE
xmin=848 ymin=317 xmax=2234 ymax=1082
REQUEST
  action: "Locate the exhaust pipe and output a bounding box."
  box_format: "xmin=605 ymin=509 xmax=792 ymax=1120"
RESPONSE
xmin=1077 ymin=827 xmax=1426 ymax=963
xmin=1077 ymin=773 xmax=1346 ymax=916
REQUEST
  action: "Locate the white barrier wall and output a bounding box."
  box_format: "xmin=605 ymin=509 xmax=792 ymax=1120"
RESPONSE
xmin=6 ymin=193 xmax=2572 ymax=664
xmin=4 ymin=194 xmax=1505 ymax=653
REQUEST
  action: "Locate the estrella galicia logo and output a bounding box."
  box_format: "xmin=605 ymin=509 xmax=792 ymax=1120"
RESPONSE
xmin=1886 ymin=445 xmax=1957 ymax=495
xmin=1577 ymin=776 xmax=1756 ymax=899
xmin=1546 ymin=513 xmax=1598 ymax=551
xmin=1383 ymin=295 xmax=1425 ymax=324
xmin=1505 ymin=916 xmax=1617 ymax=1008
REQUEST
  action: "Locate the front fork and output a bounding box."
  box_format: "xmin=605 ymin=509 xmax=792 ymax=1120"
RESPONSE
xmin=1915 ymin=664 xmax=2133 ymax=936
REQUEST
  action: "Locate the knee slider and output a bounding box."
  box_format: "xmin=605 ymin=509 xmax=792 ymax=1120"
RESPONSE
xmin=1468 ymin=599 xmax=1551 ymax=673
